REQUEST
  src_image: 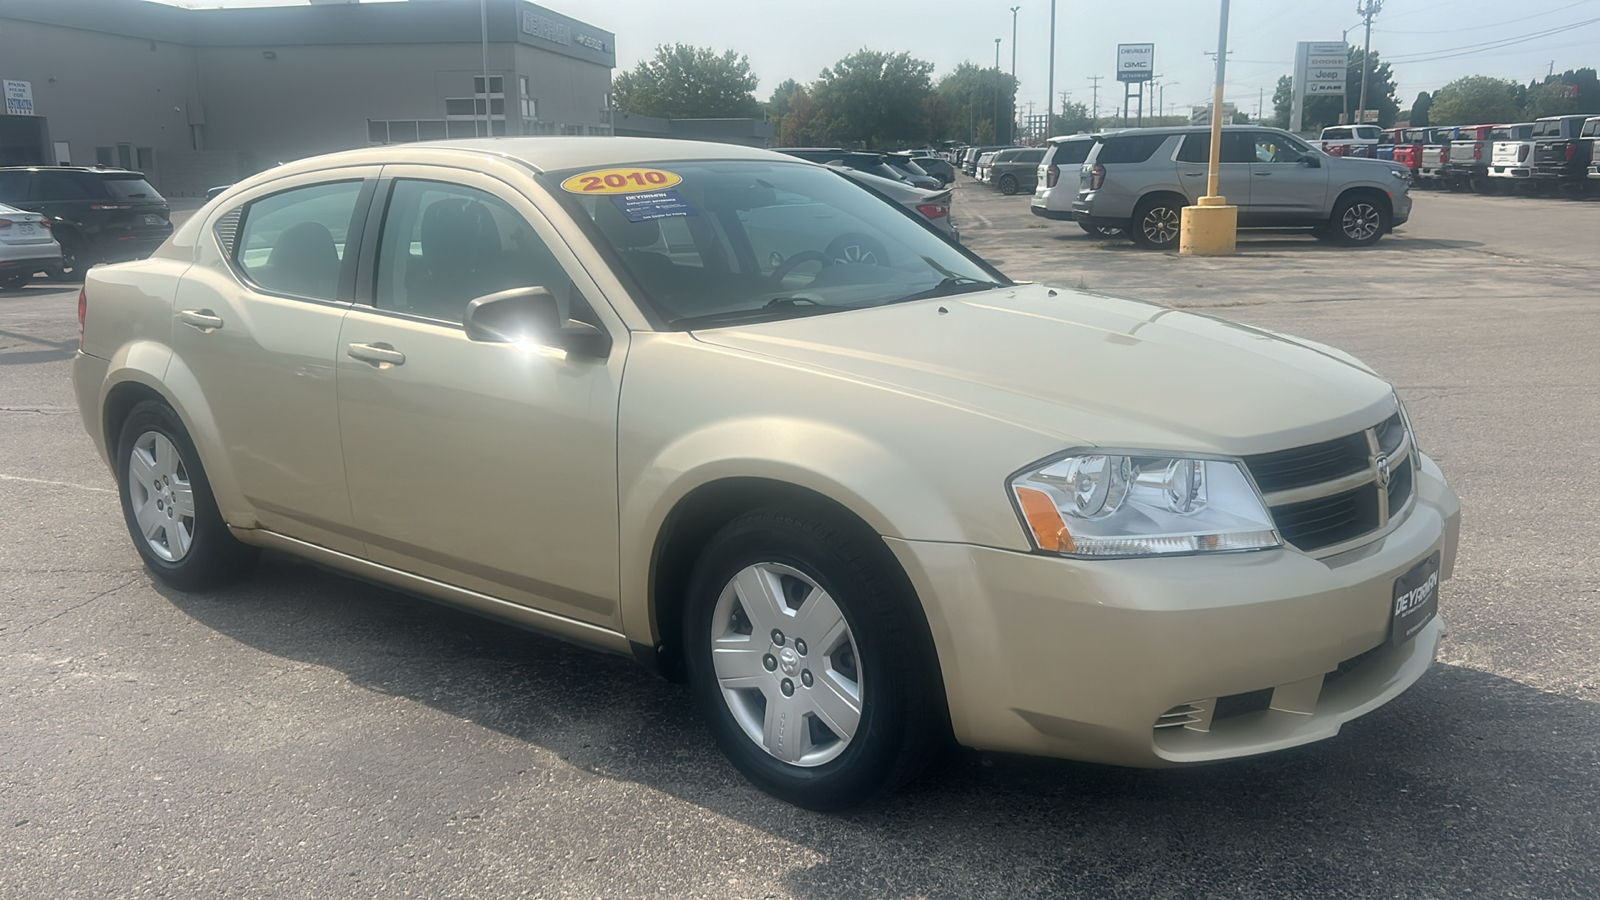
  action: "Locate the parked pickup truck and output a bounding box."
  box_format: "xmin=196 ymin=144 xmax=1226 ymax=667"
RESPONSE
xmin=1444 ymin=125 xmax=1498 ymax=192
xmin=1313 ymin=125 xmax=1382 ymax=158
xmin=1418 ymin=127 xmax=1455 ymax=186
xmin=1532 ymin=114 xmax=1593 ymax=182
xmin=1393 ymin=128 xmax=1429 ymax=176
xmin=1487 ymin=123 xmax=1537 ymax=182
xmin=1586 ymin=117 xmax=1600 ymax=182
xmin=1374 ymin=127 xmax=1404 ymax=161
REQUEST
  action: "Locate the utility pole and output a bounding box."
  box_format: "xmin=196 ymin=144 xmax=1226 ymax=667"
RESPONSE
xmin=1088 ymin=75 xmax=1102 ymax=130
xmin=995 ymin=37 xmax=1003 ymax=143
xmin=1046 ymin=0 xmax=1056 ymax=136
xmin=1010 ymin=6 xmax=1020 ymax=143
xmin=480 ymin=0 xmax=491 ymax=137
xmin=1356 ymin=0 xmax=1382 ymax=125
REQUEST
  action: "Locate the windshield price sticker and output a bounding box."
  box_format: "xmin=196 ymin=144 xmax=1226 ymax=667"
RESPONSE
xmin=561 ymin=168 xmax=682 ymax=194
xmin=612 ymin=190 xmax=697 ymax=222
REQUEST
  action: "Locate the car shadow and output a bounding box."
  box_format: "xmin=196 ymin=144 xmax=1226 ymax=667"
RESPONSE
xmin=157 ymin=554 xmax=1600 ymax=899
xmin=1074 ymin=235 xmax=1486 ymax=254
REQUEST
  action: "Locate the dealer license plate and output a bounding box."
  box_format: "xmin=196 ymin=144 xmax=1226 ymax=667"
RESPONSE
xmin=1392 ymin=551 xmax=1441 ymax=646
xmin=18 ymin=223 xmax=35 ymax=235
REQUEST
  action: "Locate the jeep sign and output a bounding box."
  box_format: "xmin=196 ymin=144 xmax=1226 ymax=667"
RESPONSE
xmin=1116 ymin=44 xmax=1155 ymax=83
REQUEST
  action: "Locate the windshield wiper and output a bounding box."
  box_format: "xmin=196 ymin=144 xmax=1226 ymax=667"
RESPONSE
xmin=887 ymin=277 xmax=1002 ymax=305
xmin=671 ymin=298 xmax=849 ymax=330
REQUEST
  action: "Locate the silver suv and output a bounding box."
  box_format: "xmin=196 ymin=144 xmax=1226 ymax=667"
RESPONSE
xmin=1072 ymin=126 xmax=1413 ymax=249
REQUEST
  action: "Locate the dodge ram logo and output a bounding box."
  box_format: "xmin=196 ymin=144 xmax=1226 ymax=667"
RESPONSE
xmin=1374 ymin=453 xmax=1392 ymax=489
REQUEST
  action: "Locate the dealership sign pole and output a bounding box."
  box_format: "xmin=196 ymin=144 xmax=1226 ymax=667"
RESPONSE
xmin=1290 ymin=41 xmax=1347 ymax=134
xmin=1116 ymin=43 xmax=1153 ymax=125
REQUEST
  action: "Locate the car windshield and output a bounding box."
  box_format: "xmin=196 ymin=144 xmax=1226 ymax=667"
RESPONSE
xmin=544 ymin=159 xmax=1003 ymax=329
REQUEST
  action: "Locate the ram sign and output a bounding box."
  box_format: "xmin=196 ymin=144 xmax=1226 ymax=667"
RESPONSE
xmin=1117 ymin=44 xmax=1155 ymax=83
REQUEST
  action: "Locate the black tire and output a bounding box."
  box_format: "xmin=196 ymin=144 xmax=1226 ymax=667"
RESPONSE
xmin=1329 ymin=192 xmax=1390 ymax=246
xmin=1130 ymin=196 xmax=1183 ymax=250
xmin=998 ymin=174 xmax=1019 ymax=195
xmin=0 ymin=274 xmax=29 ymax=290
xmin=683 ymin=506 xmax=944 ymax=810
xmin=115 ymin=399 xmax=259 ymax=591
xmin=1077 ymin=220 xmax=1124 ymax=238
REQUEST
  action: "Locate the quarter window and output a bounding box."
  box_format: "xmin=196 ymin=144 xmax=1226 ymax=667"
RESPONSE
xmin=373 ymin=180 xmax=570 ymax=325
xmin=1252 ymin=132 xmax=1315 ymax=163
xmin=233 ymin=181 xmax=364 ymax=302
xmin=1095 ymin=134 xmax=1168 ymax=164
xmin=30 ymin=172 xmax=93 ymax=201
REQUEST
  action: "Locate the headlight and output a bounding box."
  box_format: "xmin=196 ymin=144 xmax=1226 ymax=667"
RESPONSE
xmin=1009 ymin=452 xmax=1281 ymax=558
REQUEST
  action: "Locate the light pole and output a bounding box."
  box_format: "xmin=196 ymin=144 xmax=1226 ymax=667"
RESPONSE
xmin=1010 ymin=5 xmax=1020 ymax=142
xmin=1179 ymin=0 xmax=1236 ymax=256
xmin=994 ymin=37 xmax=1003 ymax=143
xmin=480 ymin=0 xmax=491 ymax=137
xmin=1355 ymin=0 xmax=1383 ymax=125
xmin=1046 ymin=0 xmax=1056 ymax=138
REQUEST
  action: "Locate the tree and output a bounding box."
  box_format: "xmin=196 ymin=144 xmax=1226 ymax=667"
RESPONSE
xmin=1523 ymin=68 xmax=1600 ymax=118
xmin=1428 ymin=76 xmax=1519 ymax=125
xmin=1049 ymin=101 xmax=1094 ymax=136
xmin=611 ymin=44 xmax=759 ymax=119
xmin=934 ymin=62 xmax=1019 ymax=145
xmin=809 ymin=49 xmax=937 ymax=147
xmin=1269 ymin=50 xmax=1399 ymax=132
xmin=767 ymin=79 xmax=816 ymax=147
xmin=1409 ymin=91 xmax=1432 ymax=126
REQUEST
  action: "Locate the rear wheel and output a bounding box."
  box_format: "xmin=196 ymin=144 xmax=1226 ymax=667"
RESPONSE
xmin=1130 ymin=196 xmax=1183 ymax=250
xmin=684 ymin=507 xmax=943 ymax=810
xmin=116 ymin=400 xmax=259 ymax=591
xmin=1330 ymin=193 xmax=1390 ymax=246
xmin=998 ymin=174 xmax=1019 ymax=195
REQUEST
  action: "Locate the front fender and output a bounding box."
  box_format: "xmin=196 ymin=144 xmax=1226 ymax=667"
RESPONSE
xmin=618 ymin=415 xmax=969 ymax=646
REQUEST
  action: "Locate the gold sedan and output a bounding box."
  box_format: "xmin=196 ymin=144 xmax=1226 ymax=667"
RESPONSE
xmin=73 ymin=138 xmax=1459 ymax=810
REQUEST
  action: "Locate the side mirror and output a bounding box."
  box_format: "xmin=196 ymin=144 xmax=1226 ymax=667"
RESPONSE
xmin=463 ymin=286 xmax=612 ymax=358
xmin=1301 ymin=155 xmax=1322 ymax=168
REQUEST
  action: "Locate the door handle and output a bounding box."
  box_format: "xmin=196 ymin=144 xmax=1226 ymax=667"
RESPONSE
xmin=1183 ymin=172 xmax=1204 ymax=177
xmin=346 ymin=342 xmax=406 ymax=367
xmin=1254 ymin=172 xmax=1273 ymax=177
xmin=177 ymin=309 xmax=223 ymax=332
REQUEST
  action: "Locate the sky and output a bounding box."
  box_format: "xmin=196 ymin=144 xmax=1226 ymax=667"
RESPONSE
xmin=149 ymin=0 xmax=1600 ymax=120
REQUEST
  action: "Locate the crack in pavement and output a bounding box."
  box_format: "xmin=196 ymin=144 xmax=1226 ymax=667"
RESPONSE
xmin=0 ymin=473 xmax=115 ymax=493
xmin=4 ymin=576 xmax=142 ymax=638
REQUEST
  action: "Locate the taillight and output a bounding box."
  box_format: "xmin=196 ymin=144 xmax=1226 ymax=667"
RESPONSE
xmin=1567 ymin=143 xmax=1577 ymax=161
xmin=1474 ymin=143 xmax=1482 ymax=160
xmin=916 ymin=203 xmax=949 ymax=219
xmin=38 ymin=218 xmax=49 ymax=229
xmin=1519 ymin=145 xmax=1530 ymax=162
xmin=77 ymin=288 xmax=87 ymax=350
xmin=1046 ymin=164 xmax=1059 ymax=188
xmin=0 ymin=218 xmax=11 ymax=228
xmin=1089 ymin=164 xmax=1106 ymax=190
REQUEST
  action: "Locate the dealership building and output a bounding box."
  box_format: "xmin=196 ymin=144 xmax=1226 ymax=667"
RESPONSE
xmin=0 ymin=0 xmax=618 ymax=195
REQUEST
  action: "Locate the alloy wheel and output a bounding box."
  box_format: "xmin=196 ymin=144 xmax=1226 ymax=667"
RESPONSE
xmin=127 ymin=431 xmax=196 ymax=562
xmin=1341 ymin=203 xmax=1382 ymax=241
xmin=709 ymin=562 xmax=863 ymax=767
xmin=1141 ymin=206 xmax=1181 ymax=245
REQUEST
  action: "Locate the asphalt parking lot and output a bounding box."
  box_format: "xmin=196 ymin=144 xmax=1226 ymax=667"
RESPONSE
xmin=3 ymin=185 xmax=1598 ymax=899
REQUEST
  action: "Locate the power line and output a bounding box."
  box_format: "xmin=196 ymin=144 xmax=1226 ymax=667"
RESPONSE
xmin=1383 ymin=15 xmax=1600 ymax=63
xmin=1376 ymin=0 xmax=1596 ymax=33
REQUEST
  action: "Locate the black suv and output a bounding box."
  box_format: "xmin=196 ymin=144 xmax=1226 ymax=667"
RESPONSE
xmin=0 ymin=167 xmax=172 ymax=278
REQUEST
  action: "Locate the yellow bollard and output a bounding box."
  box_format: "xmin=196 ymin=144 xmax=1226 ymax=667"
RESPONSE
xmin=1179 ymin=195 xmax=1237 ymax=256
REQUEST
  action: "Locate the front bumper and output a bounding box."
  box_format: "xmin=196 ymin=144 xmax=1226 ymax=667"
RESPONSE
xmin=1589 ymin=166 xmax=1600 ymax=180
xmin=887 ymin=452 xmax=1460 ymax=768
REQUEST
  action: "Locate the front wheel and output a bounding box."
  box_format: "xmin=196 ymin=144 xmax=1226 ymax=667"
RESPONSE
xmin=998 ymin=174 xmax=1019 ymax=195
xmin=684 ymin=508 xmax=944 ymax=810
xmin=116 ymin=400 xmax=259 ymax=591
xmin=1130 ymin=197 xmax=1183 ymax=249
xmin=1330 ymin=194 xmax=1390 ymax=246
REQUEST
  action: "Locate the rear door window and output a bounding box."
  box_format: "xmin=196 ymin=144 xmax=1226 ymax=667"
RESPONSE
xmin=234 ymin=180 xmax=365 ymax=302
xmin=29 ymin=172 xmax=93 ymax=201
xmin=1095 ymin=134 xmax=1168 ymax=164
xmin=1177 ymin=132 xmax=1254 ymax=163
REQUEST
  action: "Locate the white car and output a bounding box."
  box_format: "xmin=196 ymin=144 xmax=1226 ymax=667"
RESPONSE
xmin=0 ymin=201 xmax=62 ymax=289
xmin=1029 ymin=135 xmax=1120 ymax=235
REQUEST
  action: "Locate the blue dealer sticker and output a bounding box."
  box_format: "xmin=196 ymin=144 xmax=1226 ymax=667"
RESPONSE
xmin=611 ymin=190 xmax=697 ymax=222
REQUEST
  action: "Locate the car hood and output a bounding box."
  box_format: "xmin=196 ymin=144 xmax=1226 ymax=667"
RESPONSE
xmin=691 ymin=284 xmax=1397 ymax=455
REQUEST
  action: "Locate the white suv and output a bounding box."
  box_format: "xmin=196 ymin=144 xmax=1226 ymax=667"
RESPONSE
xmin=1030 ymin=136 xmax=1114 ymax=234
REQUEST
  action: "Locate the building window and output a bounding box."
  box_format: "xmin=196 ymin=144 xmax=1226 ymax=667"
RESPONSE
xmin=445 ymin=98 xmax=476 ymax=117
xmin=136 ymin=147 xmax=155 ymax=171
xmin=95 ymin=146 xmax=114 ymax=166
xmin=387 ymin=120 xmax=419 ymax=143
xmin=418 ymin=120 xmax=447 ymax=141
xmin=472 ymin=75 xmax=504 ymax=95
xmin=446 ymin=120 xmax=478 ymax=139
xmin=560 ymin=124 xmax=583 ymax=136
xmin=117 ymin=144 xmax=133 ymax=169
xmin=369 ymin=120 xmax=450 ymax=145
xmin=520 ymin=77 xmax=536 ymax=119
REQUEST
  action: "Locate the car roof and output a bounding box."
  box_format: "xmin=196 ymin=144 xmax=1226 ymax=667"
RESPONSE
xmin=261 ymin=137 xmax=791 ymax=181
xmin=0 ymin=165 xmax=145 ymax=175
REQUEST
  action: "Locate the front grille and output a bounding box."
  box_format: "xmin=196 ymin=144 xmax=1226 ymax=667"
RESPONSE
xmin=1243 ymin=412 xmax=1415 ymax=553
xmin=1271 ymin=485 xmax=1382 ymax=550
xmin=1242 ymin=432 xmax=1370 ymax=493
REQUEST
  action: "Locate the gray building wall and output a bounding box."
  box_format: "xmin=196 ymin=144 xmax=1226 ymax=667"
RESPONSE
xmin=0 ymin=0 xmax=615 ymax=196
